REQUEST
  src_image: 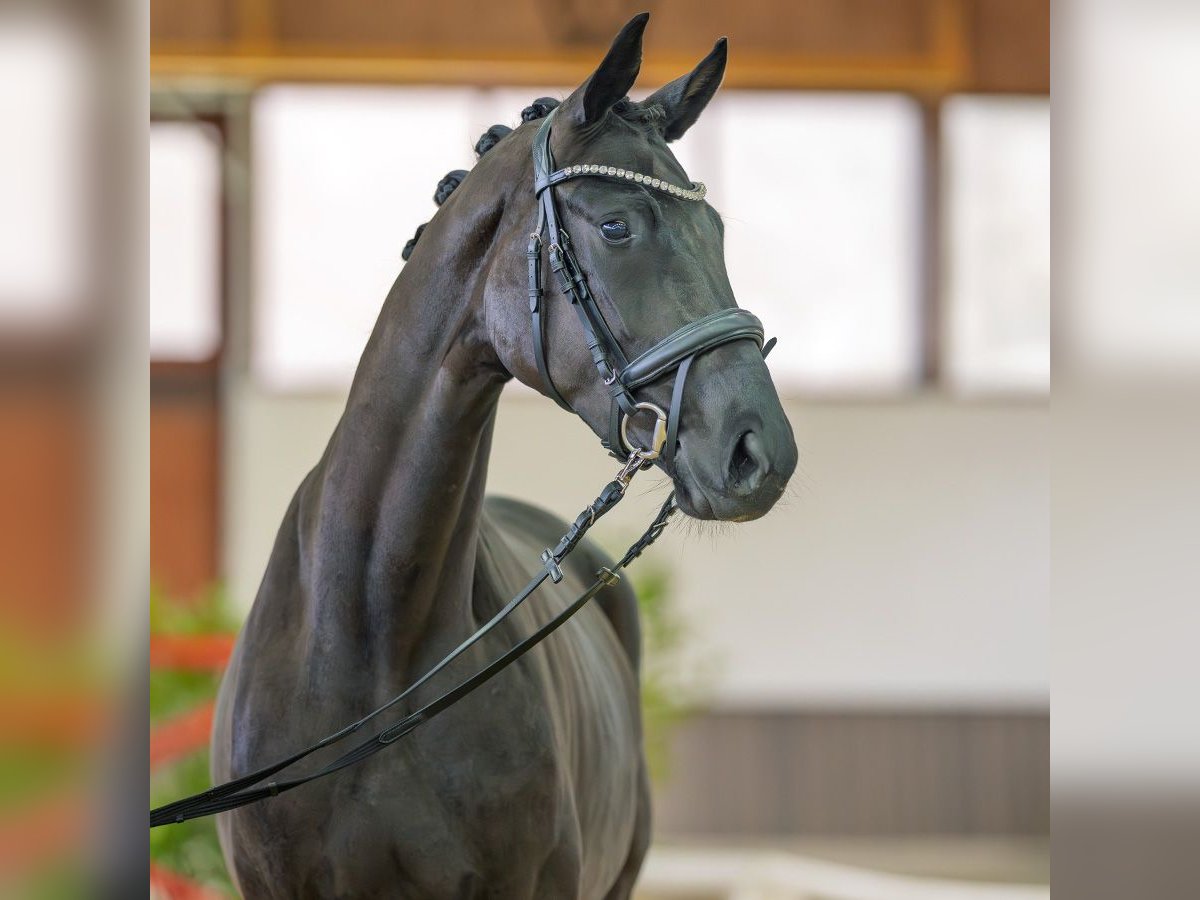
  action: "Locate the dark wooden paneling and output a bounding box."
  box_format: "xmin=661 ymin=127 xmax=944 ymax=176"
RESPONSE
xmin=964 ymin=0 xmax=1050 ymax=93
xmin=153 ymin=0 xmax=1010 ymax=93
xmin=0 ymin=378 xmax=91 ymax=626
xmin=270 ymin=0 xmax=938 ymax=56
xmin=148 ymin=113 xmax=227 ymax=603
xmin=653 ymin=709 xmax=1049 ymax=836
xmin=151 ymin=0 xmax=240 ymax=45
xmin=151 ymin=383 xmax=220 ymax=601
xmin=150 ymin=0 xmax=1058 ymax=95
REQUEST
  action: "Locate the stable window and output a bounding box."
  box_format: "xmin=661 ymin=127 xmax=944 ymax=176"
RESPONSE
xmin=708 ymin=92 xmax=923 ymax=392
xmin=251 ymin=87 xmax=925 ymax=394
xmin=0 ymin=14 xmax=89 ymax=330
xmin=150 ymin=121 xmax=223 ymax=361
xmin=942 ymin=96 xmax=1050 ymax=394
xmin=253 ymin=86 xmax=477 ymax=389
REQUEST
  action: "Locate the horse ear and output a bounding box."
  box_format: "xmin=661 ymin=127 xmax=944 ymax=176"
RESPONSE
xmin=644 ymin=37 xmax=728 ymax=142
xmin=567 ymin=12 xmax=650 ymax=126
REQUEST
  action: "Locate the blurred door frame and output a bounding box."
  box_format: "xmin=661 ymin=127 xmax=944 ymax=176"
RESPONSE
xmin=150 ymin=112 xmax=228 ymax=602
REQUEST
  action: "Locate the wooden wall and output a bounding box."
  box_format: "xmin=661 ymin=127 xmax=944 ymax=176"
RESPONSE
xmin=149 ymin=112 xmax=228 ymax=602
xmin=0 ymin=370 xmax=91 ymax=628
xmin=151 ymin=367 xmax=221 ymax=601
xmin=151 ymin=0 xmax=1049 ymax=94
xmin=655 ymin=709 xmax=1050 ymax=836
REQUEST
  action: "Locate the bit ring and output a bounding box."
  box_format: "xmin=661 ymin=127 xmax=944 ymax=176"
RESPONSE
xmin=619 ymin=402 xmax=669 ymax=460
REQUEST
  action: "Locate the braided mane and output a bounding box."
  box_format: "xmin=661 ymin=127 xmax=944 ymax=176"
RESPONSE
xmin=401 ymin=96 xmax=560 ymax=261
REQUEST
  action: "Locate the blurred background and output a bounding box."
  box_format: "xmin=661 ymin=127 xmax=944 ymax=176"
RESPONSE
xmin=142 ymin=0 xmax=1049 ymax=897
xmin=0 ymin=0 xmax=1051 ymax=896
xmin=17 ymin=1 xmax=1200 ymax=896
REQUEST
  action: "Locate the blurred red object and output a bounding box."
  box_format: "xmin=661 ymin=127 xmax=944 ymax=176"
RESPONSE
xmin=150 ymin=634 xmax=234 ymax=670
xmin=150 ymin=862 xmax=228 ymax=900
xmin=150 ymin=700 xmax=215 ymax=770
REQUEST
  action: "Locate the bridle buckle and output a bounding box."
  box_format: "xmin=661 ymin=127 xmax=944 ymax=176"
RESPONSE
xmin=615 ymin=451 xmax=647 ymax=489
xmin=619 ymin=401 xmax=668 ymax=461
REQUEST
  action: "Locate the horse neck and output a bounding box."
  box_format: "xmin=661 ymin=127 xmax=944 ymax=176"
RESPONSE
xmin=300 ymin=186 xmax=513 ymax=661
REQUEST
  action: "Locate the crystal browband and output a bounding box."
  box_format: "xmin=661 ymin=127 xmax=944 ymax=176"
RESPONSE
xmin=546 ymin=163 xmax=707 ymax=202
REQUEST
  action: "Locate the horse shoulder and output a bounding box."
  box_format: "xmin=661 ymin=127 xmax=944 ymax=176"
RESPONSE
xmin=482 ymin=494 xmax=643 ymax=672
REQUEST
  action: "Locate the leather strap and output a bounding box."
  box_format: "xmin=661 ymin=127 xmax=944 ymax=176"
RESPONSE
xmin=621 ymin=309 xmax=764 ymax=390
xmin=661 ymin=333 xmax=775 ymax=469
xmin=535 ymin=114 xmax=636 ymax=416
xmin=662 ymin=354 xmax=693 ymax=470
xmin=528 ymin=223 xmax=571 ymax=411
xmin=151 ymin=483 xmax=677 ymax=827
xmin=529 ymin=110 xmax=774 ymax=468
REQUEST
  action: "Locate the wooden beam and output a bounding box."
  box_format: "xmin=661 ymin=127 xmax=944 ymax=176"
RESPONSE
xmin=236 ymin=0 xmax=276 ymax=53
xmin=150 ymin=48 xmax=966 ymax=92
xmin=931 ymin=0 xmax=971 ymax=90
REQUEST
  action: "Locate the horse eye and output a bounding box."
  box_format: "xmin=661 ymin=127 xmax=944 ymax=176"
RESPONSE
xmin=600 ymin=220 xmax=630 ymax=242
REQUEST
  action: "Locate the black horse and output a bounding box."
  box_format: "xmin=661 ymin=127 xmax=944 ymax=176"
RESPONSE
xmin=212 ymin=14 xmax=796 ymax=898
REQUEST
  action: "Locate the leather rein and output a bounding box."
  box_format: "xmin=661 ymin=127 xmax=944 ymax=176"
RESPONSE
xmin=150 ymin=110 xmax=771 ymax=828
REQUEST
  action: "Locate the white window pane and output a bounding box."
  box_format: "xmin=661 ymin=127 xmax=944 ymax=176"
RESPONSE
xmin=715 ymin=93 xmax=922 ymax=391
xmin=943 ymin=96 xmax=1050 ymax=394
xmin=0 ymin=11 xmax=88 ymax=327
xmin=149 ymin=122 xmax=222 ymax=361
xmin=251 ymin=88 xmax=922 ymax=393
xmin=1068 ymin=5 xmax=1200 ymax=379
xmin=253 ymin=86 xmax=476 ymax=389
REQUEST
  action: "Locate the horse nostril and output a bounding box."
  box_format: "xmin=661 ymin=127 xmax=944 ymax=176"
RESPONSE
xmin=728 ymin=430 xmax=769 ymax=491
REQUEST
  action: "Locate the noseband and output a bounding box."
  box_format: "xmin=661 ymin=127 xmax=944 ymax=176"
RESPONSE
xmin=528 ymin=110 xmax=771 ymax=466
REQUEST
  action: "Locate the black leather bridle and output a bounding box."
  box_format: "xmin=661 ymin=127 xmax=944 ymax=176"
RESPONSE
xmin=528 ymin=109 xmax=772 ymax=469
xmin=150 ymin=113 xmax=775 ymax=829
